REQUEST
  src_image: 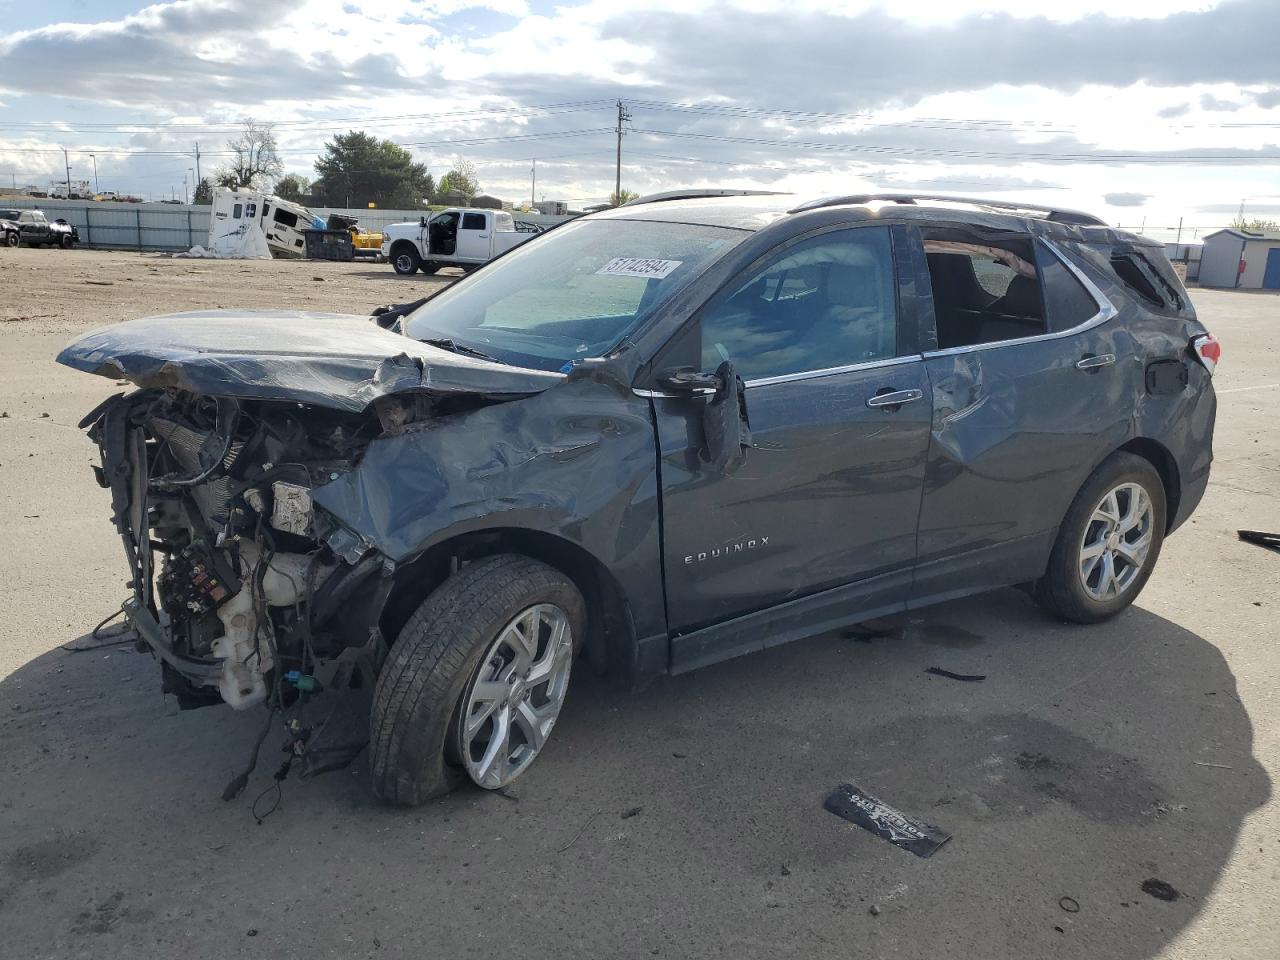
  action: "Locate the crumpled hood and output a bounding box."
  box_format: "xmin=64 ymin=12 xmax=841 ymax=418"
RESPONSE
xmin=56 ymin=310 xmax=562 ymax=412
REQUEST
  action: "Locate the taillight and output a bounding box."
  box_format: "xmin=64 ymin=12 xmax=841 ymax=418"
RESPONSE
xmin=1191 ymin=333 xmax=1221 ymax=376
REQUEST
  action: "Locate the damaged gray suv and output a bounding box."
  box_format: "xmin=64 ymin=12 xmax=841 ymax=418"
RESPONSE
xmin=59 ymin=191 xmax=1219 ymax=804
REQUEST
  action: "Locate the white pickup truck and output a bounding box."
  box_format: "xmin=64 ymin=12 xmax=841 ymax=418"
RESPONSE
xmin=381 ymin=208 xmax=540 ymax=275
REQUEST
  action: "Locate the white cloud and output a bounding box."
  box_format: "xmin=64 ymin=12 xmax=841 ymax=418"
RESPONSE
xmin=0 ymin=0 xmax=1274 ymax=236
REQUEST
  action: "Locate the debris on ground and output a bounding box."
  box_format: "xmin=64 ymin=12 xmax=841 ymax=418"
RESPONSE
xmin=1140 ymin=878 xmax=1181 ymax=902
xmin=925 ymin=667 xmax=986 ymax=682
xmin=1059 ymin=896 xmax=1080 ymax=913
xmin=869 ymin=904 xmax=881 ymax=916
xmin=621 ymin=806 xmax=642 ymax=819
xmin=824 ymin=782 xmax=951 ymax=858
xmin=1237 ymin=530 xmax=1280 ymax=554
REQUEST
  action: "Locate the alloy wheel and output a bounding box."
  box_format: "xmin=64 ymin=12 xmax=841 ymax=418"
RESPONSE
xmin=457 ymin=603 xmax=574 ymax=789
xmin=1078 ymin=481 xmax=1154 ymax=601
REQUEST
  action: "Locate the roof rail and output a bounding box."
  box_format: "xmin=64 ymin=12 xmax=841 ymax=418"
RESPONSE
xmin=788 ymin=193 xmax=1106 ymax=227
xmin=624 ymin=189 xmax=789 ymax=206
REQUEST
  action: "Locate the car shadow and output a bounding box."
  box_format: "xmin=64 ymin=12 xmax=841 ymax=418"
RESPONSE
xmin=0 ymin=588 xmax=1268 ymax=958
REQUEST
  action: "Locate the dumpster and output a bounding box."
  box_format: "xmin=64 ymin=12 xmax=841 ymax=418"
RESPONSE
xmin=304 ymin=229 xmax=355 ymax=261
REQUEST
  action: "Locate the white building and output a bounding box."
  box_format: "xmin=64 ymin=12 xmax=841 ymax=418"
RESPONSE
xmin=1198 ymin=228 xmax=1280 ymax=290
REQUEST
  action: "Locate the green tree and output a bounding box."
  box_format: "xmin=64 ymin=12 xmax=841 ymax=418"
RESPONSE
xmin=1230 ymin=215 xmax=1280 ymax=233
xmin=192 ymin=177 xmax=214 ymax=205
xmin=216 ymin=119 xmax=283 ymax=189
xmin=436 ymin=158 xmax=480 ymax=201
xmin=274 ymin=173 xmax=310 ymax=202
xmin=312 ymin=131 xmax=434 ymax=209
xmin=610 ymin=188 xmax=640 ymax=206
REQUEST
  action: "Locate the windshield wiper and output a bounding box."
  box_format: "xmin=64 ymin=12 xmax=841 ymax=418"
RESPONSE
xmin=419 ymin=337 xmax=504 ymax=364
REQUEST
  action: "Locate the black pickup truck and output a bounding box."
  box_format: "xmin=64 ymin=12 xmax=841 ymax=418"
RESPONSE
xmin=1 ymin=208 xmax=79 ymax=248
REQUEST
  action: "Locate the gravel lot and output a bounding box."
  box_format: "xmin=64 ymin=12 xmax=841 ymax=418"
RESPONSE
xmin=1 ymin=247 xmax=1277 ymax=959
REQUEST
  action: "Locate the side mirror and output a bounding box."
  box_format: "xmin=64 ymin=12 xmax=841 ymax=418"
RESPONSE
xmin=657 ymin=366 xmax=722 ymax=393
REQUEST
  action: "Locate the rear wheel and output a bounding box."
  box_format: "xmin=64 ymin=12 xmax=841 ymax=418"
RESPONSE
xmin=4 ymin=232 xmax=17 ymax=248
xmin=1035 ymin=452 xmax=1166 ymax=623
xmin=391 ymin=245 xmax=420 ymax=275
xmin=59 ymin=234 xmax=73 ymax=249
xmin=370 ymin=555 xmax=585 ymax=805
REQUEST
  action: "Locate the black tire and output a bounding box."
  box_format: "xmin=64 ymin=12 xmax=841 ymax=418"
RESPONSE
xmin=59 ymin=234 xmax=73 ymax=249
xmin=4 ymin=232 xmax=17 ymax=248
xmin=370 ymin=554 xmax=586 ymax=806
xmin=419 ymin=261 xmax=441 ymax=275
xmin=1035 ymin=452 xmax=1166 ymax=623
xmin=390 ymin=244 xmax=420 ymax=275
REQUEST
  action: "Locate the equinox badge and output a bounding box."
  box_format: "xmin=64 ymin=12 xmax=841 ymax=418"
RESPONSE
xmin=685 ymin=536 xmax=770 ymax=565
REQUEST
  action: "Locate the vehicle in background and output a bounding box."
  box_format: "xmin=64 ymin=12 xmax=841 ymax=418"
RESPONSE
xmin=48 ymin=180 xmax=94 ymax=200
xmin=381 ymin=208 xmax=538 ymax=275
xmin=209 ymin=187 xmax=314 ymax=258
xmin=57 ymin=191 xmax=1217 ymax=805
xmin=2 ymin=208 xmax=79 ymax=248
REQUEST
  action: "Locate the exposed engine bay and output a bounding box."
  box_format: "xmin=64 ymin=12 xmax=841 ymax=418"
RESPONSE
xmin=85 ymin=387 xmax=414 ymax=714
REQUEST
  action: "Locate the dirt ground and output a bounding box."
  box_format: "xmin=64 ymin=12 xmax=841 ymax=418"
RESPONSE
xmin=1 ymin=247 xmax=1277 ymax=959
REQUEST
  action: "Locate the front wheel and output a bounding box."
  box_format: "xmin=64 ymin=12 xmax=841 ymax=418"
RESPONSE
xmin=1035 ymin=452 xmax=1166 ymax=623
xmin=4 ymin=232 xmax=17 ymax=248
xmin=390 ymin=246 xmax=420 ymax=275
xmin=370 ymin=555 xmax=585 ymax=805
xmin=59 ymin=234 xmax=73 ymax=249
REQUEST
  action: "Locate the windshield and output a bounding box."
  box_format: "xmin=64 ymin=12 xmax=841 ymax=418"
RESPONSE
xmin=404 ymin=218 xmax=747 ymax=371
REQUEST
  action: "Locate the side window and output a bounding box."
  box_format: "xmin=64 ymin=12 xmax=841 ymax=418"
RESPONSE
xmin=232 ymin=203 xmax=243 ymax=219
xmin=923 ymin=234 xmax=1044 ymax=348
xmin=1037 ymin=245 xmax=1101 ymax=332
xmin=461 ymin=213 xmax=486 ymax=230
xmin=699 ymin=227 xmax=898 ymax=381
xmin=273 ymin=208 xmax=299 ymax=228
xmin=245 ymin=202 xmax=257 ymax=219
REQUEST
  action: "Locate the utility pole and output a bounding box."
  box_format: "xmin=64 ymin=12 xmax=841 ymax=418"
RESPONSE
xmin=194 ymin=142 xmax=202 ymax=185
xmin=530 ymin=158 xmax=536 ymax=209
xmin=1175 ymin=217 xmax=1183 ymax=247
xmin=62 ymin=147 xmax=72 ymax=196
xmin=89 ymin=154 xmax=99 ymax=195
xmin=183 ymin=173 xmax=188 ymax=205
xmin=614 ymin=99 xmax=630 ymax=206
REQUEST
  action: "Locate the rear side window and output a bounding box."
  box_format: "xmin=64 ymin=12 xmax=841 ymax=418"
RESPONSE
xmin=1110 ymin=250 xmax=1185 ymax=312
xmin=1110 ymin=253 xmax=1164 ymax=307
xmin=462 ymin=213 xmax=486 ymax=230
xmin=273 ymin=208 xmax=299 ymax=228
xmin=922 ymin=234 xmax=1045 ymax=348
xmin=1038 ymin=246 xmax=1101 ymax=332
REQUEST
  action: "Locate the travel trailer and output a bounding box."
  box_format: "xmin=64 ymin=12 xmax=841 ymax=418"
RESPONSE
xmin=209 ymin=187 xmax=314 ymax=258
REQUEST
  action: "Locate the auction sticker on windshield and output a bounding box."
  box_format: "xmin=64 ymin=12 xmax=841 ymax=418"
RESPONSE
xmin=595 ymin=257 xmax=684 ymax=280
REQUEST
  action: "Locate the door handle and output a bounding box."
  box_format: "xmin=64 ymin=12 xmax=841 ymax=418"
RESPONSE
xmin=1076 ymin=353 xmax=1116 ymax=371
xmin=866 ymin=388 xmax=924 ymax=409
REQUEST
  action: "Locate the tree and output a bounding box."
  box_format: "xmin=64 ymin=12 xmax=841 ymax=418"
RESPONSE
xmin=610 ymin=188 xmax=640 ymax=206
xmin=216 ymin=119 xmax=284 ymax=189
xmin=192 ymin=177 xmax=214 ymax=205
xmin=436 ymin=158 xmax=480 ymax=201
xmin=1230 ymin=215 xmax=1280 ymax=233
xmin=312 ymin=131 xmax=434 ymax=209
xmin=275 ymin=173 xmax=310 ymax=202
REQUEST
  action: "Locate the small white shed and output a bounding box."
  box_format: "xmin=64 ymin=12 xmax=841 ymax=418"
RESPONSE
xmin=1198 ymin=228 xmax=1280 ymax=289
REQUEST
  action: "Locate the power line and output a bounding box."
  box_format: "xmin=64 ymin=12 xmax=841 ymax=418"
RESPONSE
xmin=630 ymin=127 xmax=1280 ymax=164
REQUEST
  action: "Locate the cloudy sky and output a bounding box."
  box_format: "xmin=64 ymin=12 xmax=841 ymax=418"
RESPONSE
xmin=2 ymin=0 xmax=1279 ymax=235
